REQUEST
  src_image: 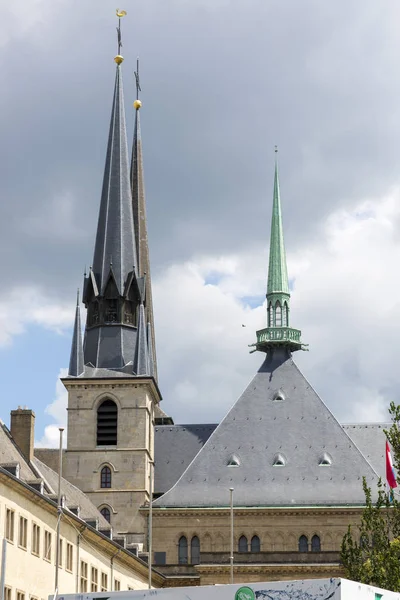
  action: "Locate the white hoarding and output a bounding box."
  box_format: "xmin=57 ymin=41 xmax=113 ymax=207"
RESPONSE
xmin=57 ymin=577 xmax=400 ymax=600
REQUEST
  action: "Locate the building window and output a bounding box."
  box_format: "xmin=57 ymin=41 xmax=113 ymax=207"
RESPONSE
xmin=91 ymin=567 xmax=98 ymax=592
xmin=58 ymin=538 xmax=63 ymax=567
xmin=16 ymin=592 xmax=25 ymax=600
xmin=268 ymin=303 xmax=273 ymax=327
xmin=124 ymin=301 xmax=134 ymax=324
xmin=105 ymin=299 xmax=118 ymax=323
xmin=97 ymin=400 xmax=118 ymax=446
xmin=100 ymin=506 xmax=111 ymax=522
xmin=191 ymin=536 xmax=200 ymax=564
xmin=311 ymin=534 xmax=321 ymax=552
xmin=100 ymin=467 xmax=112 ymax=489
xmin=4 ymin=588 xmax=11 ymax=600
xmin=101 ymin=572 xmax=108 ymax=592
xmin=114 ymin=580 xmax=120 ymax=591
xmin=89 ymin=301 xmax=100 ymax=326
xmin=32 ymin=523 xmax=40 ymax=556
xmin=154 ymin=552 xmax=166 ymax=565
xmin=238 ymin=535 xmax=248 ymax=553
xmin=80 ymin=561 xmax=88 ymax=592
xmin=251 ymin=535 xmax=260 ymax=552
xmin=44 ymin=531 xmax=52 ymax=562
xmin=299 ymin=535 xmax=308 ymax=552
xmin=282 ymin=302 xmax=288 ymax=326
xmin=66 ymin=543 xmax=73 ymax=572
xmin=178 ymin=536 xmax=188 ymax=564
xmin=5 ymin=508 xmax=15 ymax=542
xmin=18 ymin=516 xmax=27 ymax=549
xmin=275 ymin=302 xmax=282 ymax=327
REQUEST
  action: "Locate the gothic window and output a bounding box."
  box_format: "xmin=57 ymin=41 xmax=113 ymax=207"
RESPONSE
xmin=311 ymin=534 xmax=321 ymax=552
xmin=97 ymin=400 xmax=118 ymax=446
xmin=100 ymin=507 xmax=111 ymax=523
xmin=275 ymin=302 xmax=282 ymax=327
xmin=251 ymin=535 xmax=260 ymax=552
xmin=178 ymin=536 xmax=188 ymax=564
xmin=268 ymin=303 xmax=273 ymax=327
xmin=298 ymin=535 xmax=308 ymax=552
xmin=89 ymin=301 xmax=99 ymax=326
xmin=100 ymin=466 xmax=112 ymax=488
xmin=282 ymin=302 xmax=288 ymax=326
xmin=124 ymin=301 xmax=134 ymax=324
xmin=105 ymin=299 xmax=118 ymax=323
xmin=191 ymin=536 xmax=200 ymax=564
xmin=238 ymin=535 xmax=248 ymax=553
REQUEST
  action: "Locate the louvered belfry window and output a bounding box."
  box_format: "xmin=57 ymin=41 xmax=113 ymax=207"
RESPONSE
xmin=97 ymin=400 xmax=118 ymax=446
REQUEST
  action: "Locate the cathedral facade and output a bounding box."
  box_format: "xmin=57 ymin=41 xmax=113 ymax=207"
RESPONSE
xmin=36 ymin=40 xmax=388 ymax=587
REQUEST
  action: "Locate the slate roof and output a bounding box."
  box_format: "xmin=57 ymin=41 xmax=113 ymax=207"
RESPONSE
xmin=154 ymin=424 xmax=217 ymax=495
xmin=153 ymin=349 xmax=379 ymax=508
xmin=32 ymin=457 xmax=109 ymax=528
xmin=343 ymin=423 xmax=390 ymax=481
xmin=0 ymin=422 xmax=109 ymax=528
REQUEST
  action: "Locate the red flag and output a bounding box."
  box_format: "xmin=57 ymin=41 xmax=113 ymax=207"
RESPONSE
xmin=386 ymin=440 xmax=397 ymax=489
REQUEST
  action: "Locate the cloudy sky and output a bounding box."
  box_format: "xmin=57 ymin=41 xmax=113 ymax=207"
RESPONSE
xmin=1 ymin=0 xmax=400 ymax=446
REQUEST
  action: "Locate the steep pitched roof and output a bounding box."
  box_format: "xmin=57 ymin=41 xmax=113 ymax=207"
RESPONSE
xmin=154 ymin=424 xmax=217 ymax=495
xmin=153 ymin=349 xmax=379 ymax=508
xmin=91 ymin=64 xmax=137 ymax=295
xmin=343 ymin=423 xmax=390 ymax=481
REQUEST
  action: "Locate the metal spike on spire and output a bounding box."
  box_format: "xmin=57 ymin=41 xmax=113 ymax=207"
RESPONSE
xmin=68 ymin=290 xmax=84 ymax=377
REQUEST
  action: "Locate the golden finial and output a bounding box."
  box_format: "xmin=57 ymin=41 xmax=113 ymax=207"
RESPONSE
xmin=134 ymin=58 xmax=142 ymax=109
xmin=114 ymin=9 xmax=127 ymax=64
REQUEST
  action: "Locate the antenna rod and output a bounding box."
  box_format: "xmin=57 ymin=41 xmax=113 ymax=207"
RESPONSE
xmin=54 ymin=428 xmax=64 ymax=596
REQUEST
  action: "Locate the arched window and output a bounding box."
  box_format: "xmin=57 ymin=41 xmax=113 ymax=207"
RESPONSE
xmin=251 ymin=535 xmax=260 ymax=552
xmin=238 ymin=535 xmax=248 ymax=553
xmin=299 ymin=535 xmax=308 ymax=552
xmin=97 ymin=400 xmax=118 ymax=446
xmin=100 ymin=507 xmax=111 ymax=523
xmin=191 ymin=536 xmax=200 ymax=564
xmin=311 ymin=534 xmax=321 ymax=552
xmin=178 ymin=536 xmax=188 ymax=564
xmin=268 ymin=303 xmax=274 ymax=327
xmin=105 ymin=299 xmax=118 ymax=323
xmin=275 ymin=302 xmax=282 ymax=327
xmin=282 ymin=302 xmax=288 ymax=326
xmin=89 ymin=301 xmax=100 ymax=326
xmin=100 ymin=466 xmax=112 ymax=488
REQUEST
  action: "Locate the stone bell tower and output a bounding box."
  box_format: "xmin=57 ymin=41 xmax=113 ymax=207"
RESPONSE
xmin=62 ymin=19 xmax=169 ymax=543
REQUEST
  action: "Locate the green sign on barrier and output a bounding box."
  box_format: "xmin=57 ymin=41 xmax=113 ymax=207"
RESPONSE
xmin=234 ymin=587 xmax=255 ymax=600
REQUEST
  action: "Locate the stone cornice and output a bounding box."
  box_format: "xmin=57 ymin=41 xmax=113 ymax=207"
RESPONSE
xmin=145 ymin=506 xmax=364 ymax=517
xmin=62 ymin=377 xmax=162 ymax=403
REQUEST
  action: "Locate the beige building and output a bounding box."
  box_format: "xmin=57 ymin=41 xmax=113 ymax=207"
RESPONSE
xmin=0 ymin=410 xmax=164 ymax=599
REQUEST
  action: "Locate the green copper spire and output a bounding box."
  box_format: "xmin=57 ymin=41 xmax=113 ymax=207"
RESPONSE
xmin=267 ymin=150 xmax=290 ymax=298
xmin=251 ymin=149 xmax=306 ymax=354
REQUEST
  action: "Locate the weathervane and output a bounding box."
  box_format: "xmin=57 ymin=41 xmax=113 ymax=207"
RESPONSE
xmin=115 ymin=9 xmax=127 ymax=64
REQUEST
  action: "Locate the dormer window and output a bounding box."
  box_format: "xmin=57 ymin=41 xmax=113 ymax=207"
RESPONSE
xmin=273 ymin=453 xmax=286 ymax=467
xmin=272 ymin=389 xmax=285 ymax=402
xmin=319 ymin=452 xmax=332 ymax=466
xmin=226 ymin=454 xmax=241 ymax=467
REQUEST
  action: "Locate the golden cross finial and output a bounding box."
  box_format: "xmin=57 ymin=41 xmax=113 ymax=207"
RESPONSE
xmin=115 ymin=9 xmax=127 ymax=61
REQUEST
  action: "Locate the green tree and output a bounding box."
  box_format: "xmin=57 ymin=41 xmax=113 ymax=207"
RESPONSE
xmin=341 ymin=402 xmax=400 ymax=591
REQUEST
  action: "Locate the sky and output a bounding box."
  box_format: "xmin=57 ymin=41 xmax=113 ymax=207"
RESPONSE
xmin=1 ymin=0 xmax=400 ymax=446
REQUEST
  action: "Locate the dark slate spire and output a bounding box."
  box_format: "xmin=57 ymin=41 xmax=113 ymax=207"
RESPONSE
xmin=133 ymin=302 xmax=149 ymax=375
xmin=252 ymin=149 xmax=306 ymax=354
xmin=130 ymin=58 xmax=158 ymax=380
xmin=68 ymin=290 xmax=84 ymax=377
xmin=82 ymin=57 xmax=142 ymax=370
xmin=92 ymin=63 xmax=137 ymax=294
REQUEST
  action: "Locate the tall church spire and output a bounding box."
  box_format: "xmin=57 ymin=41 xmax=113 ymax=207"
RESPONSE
xmin=68 ymin=290 xmax=84 ymax=377
xmin=130 ymin=59 xmax=158 ymax=380
xmin=82 ymin=16 xmax=145 ymax=371
xmin=253 ymin=149 xmax=305 ymax=354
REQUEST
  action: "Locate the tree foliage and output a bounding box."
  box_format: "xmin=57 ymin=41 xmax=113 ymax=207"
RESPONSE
xmin=341 ymin=402 xmax=400 ymax=591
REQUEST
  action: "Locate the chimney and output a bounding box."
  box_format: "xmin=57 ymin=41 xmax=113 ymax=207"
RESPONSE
xmin=10 ymin=408 xmax=35 ymax=462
